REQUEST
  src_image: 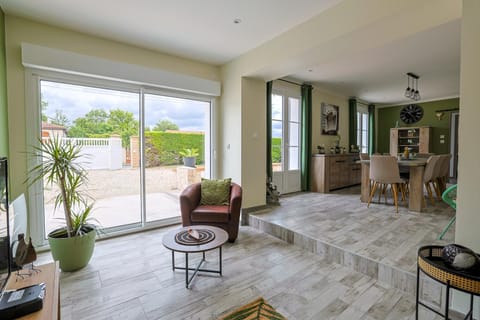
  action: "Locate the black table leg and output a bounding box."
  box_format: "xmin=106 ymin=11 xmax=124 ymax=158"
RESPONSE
xmin=185 ymin=252 xmax=189 ymax=288
xmin=470 ymin=294 xmax=474 ymax=320
xmin=445 ymin=280 xmax=450 ymax=320
xmin=416 ymin=265 xmax=420 ymax=320
xmin=219 ymin=246 xmax=222 ymax=276
xmin=170 ymin=246 xmax=224 ymax=289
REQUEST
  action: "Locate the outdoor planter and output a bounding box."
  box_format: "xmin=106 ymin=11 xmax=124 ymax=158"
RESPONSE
xmin=183 ymin=156 xmax=196 ymax=168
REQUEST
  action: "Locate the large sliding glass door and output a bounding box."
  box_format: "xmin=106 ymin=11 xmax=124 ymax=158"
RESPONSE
xmin=35 ymin=74 xmax=213 ymax=243
xmin=144 ymin=92 xmax=210 ymax=222
xmin=40 ymin=80 xmax=142 ymax=234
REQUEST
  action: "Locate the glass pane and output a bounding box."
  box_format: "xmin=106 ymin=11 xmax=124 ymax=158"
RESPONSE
xmin=362 ymin=113 xmax=369 ymax=130
xmin=144 ymin=93 xmax=209 ymax=222
xmin=356 ymin=112 xmax=362 ymax=146
xmin=40 ymin=80 xmax=141 ymax=233
xmin=288 ymin=98 xmax=299 ymax=122
xmin=272 ymin=120 xmax=282 ymax=172
xmin=272 ymin=94 xmax=283 ymax=121
xmin=289 ymin=122 xmax=299 ymax=147
xmin=288 ymin=147 xmax=299 ymax=170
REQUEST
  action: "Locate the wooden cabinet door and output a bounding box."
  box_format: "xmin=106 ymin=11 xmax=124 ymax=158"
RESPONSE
xmin=419 ymin=127 xmax=431 ymax=153
xmin=390 ymin=128 xmax=399 ymax=156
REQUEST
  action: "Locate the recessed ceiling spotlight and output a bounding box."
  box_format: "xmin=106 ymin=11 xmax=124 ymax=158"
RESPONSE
xmin=233 ymin=18 xmax=242 ymax=24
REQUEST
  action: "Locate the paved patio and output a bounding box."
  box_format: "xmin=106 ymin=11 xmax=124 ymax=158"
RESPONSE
xmin=44 ymin=166 xmax=199 ymax=232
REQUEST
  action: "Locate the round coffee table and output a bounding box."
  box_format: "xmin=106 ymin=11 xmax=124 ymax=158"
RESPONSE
xmin=162 ymin=225 xmax=228 ymax=288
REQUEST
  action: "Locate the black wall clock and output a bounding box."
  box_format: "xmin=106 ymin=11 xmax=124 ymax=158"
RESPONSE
xmin=400 ymin=104 xmax=423 ymax=124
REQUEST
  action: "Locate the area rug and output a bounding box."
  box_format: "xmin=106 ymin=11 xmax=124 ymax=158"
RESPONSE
xmin=219 ymin=297 xmax=287 ymax=320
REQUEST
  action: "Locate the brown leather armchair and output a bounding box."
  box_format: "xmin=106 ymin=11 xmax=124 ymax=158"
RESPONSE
xmin=180 ymin=182 xmax=242 ymax=242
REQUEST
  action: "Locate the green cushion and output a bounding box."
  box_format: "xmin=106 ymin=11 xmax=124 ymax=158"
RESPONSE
xmin=200 ymin=178 xmax=231 ymax=205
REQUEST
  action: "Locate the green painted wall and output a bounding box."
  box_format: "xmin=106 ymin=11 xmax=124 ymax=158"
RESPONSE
xmin=377 ymin=98 xmax=459 ymax=154
xmin=0 ymin=8 xmax=8 ymax=157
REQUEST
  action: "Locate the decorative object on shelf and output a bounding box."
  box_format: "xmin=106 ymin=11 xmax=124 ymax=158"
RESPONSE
xmin=442 ymin=243 xmax=480 ymax=270
xmin=266 ymin=179 xmax=280 ymax=205
xmin=187 ymin=228 xmax=200 ymax=240
xmin=350 ymin=145 xmax=359 ymax=153
xmin=400 ymin=104 xmax=423 ymax=124
xmin=435 ymin=111 xmax=444 ymax=120
xmin=317 ymin=145 xmax=325 ymax=154
xmin=11 ymin=233 xmax=40 ymax=279
xmin=321 ymin=103 xmax=339 ymax=135
xmin=404 ymin=72 xmax=421 ymax=101
xmin=403 ymin=147 xmax=410 ymax=159
xmin=174 ymin=228 xmax=216 ymax=246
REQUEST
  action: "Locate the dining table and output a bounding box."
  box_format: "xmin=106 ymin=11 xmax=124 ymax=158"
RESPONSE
xmin=359 ymin=158 xmax=428 ymax=212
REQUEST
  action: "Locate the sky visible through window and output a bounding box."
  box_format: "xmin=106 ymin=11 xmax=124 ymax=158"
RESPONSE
xmin=40 ymin=81 xmax=208 ymax=132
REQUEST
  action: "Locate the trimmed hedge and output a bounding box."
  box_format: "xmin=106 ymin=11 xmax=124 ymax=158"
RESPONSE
xmin=145 ymin=131 xmax=205 ymax=167
xmin=272 ymin=137 xmax=281 ymax=163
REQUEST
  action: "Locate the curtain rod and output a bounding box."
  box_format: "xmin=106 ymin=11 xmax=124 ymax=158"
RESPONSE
xmin=277 ymin=78 xmax=303 ymax=86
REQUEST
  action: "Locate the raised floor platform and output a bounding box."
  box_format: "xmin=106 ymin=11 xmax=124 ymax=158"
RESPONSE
xmin=245 ymin=187 xmax=455 ymax=296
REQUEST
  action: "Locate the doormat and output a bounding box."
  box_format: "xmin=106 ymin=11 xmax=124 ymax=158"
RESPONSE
xmin=219 ymin=297 xmax=287 ymax=320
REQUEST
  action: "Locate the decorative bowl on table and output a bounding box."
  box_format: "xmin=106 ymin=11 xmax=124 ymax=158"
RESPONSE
xmin=442 ymin=244 xmax=480 ymax=270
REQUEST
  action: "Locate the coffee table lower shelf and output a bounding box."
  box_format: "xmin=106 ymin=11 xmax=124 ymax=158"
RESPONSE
xmin=171 ymin=248 xmax=222 ymax=289
xmin=162 ymin=226 xmax=229 ymax=289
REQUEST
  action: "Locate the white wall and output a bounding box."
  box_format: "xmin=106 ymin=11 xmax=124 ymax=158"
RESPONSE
xmin=241 ymin=77 xmax=266 ymax=208
xmin=456 ymin=0 xmax=480 ymax=251
xmin=451 ymin=1 xmax=480 ymax=315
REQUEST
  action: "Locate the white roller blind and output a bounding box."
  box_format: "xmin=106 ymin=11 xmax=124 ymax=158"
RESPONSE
xmin=21 ymin=43 xmax=221 ymax=96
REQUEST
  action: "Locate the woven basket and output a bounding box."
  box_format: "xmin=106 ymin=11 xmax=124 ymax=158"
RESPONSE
xmin=418 ymin=245 xmax=480 ymax=294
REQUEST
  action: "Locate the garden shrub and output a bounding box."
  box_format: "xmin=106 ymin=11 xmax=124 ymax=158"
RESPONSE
xmin=144 ymin=131 xmax=205 ymax=167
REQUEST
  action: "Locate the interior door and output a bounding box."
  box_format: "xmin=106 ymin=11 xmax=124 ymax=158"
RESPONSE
xmin=271 ymin=93 xmax=301 ymax=194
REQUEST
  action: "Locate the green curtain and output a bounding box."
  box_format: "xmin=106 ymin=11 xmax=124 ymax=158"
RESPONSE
xmin=266 ymin=81 xmax=273 ymax=182
xmin=300 ymin=84 xmax=312 ymax=191
xmin=368 ymin=104 xmax=376 ymax=155
xmin=348 ymin=98 xmax=357 ymax=148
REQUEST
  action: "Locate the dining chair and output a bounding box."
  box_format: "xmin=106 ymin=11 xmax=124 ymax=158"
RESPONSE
xmin=422 ymin=155 xmax=441 ymax=206
xmin=367 ymin=155 xmax=406 ymax=214
xmin=436 ymin=154 xmax=452 ymax=196
xmin=359 ymin=153 xmax=370 ymax=160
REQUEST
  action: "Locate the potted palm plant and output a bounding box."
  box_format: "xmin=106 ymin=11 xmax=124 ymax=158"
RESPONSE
xmin=27 ymin=137 xmax=97 ymax=271
xmin=179 ymin=148 xmax=199 ymax=168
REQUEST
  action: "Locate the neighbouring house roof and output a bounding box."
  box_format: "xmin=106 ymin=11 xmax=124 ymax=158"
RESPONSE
xmin=42 ymin=122 xmax=67 ymax=132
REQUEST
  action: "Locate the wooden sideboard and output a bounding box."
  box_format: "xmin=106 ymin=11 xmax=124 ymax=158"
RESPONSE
xmin=5 ymin=262 xmax=60 ymax=320
xmin=311 ymin=153 xmax=361 ymax=192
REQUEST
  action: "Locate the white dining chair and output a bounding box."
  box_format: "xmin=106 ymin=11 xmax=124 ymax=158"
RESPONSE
xmin=367 ymin=155 xmax=407 ymax=214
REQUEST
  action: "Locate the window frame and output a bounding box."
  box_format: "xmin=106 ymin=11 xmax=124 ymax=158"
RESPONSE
xmin=271 ymin=86 xmax=301 ymax=173
xmin=25 ymin=68 xmax=216 ymax=247
xmin=356 ymin=104 xmax=369 ymax=154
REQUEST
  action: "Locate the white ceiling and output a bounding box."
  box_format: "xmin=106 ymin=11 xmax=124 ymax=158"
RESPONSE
xmin=0 ymin=0 xmax=461 ymax=105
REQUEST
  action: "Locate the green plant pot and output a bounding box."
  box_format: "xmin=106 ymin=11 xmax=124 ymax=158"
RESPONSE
xmin=48 ymin=228 xmax=96 ymax=272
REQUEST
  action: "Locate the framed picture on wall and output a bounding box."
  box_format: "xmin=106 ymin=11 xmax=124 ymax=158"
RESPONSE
xmin=321 ymin=103 xmax=339 ymax=135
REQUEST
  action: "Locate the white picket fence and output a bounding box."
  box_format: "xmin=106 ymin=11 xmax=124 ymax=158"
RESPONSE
xmin=43 ymin=136 xmax=123 ymax=170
